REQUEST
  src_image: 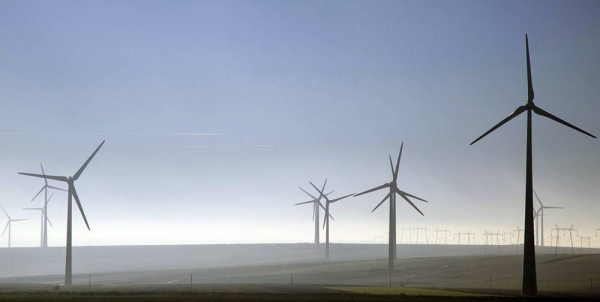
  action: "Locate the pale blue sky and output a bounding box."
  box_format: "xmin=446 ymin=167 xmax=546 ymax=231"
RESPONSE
xmin=1 ymin=0 xmax=599 ymax=247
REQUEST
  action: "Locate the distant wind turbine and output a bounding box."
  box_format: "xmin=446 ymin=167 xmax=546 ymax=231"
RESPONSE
xmin=353 ymin=143 xmax=428 ymax=270
xmin=294 ymin=179 xmax=334 ymax=245
xmin=29 ymin=164 xmax=66 ymax=248
xmin=309 ymin=180 xmax=353 ymax=259
xmin=24 ymin=193 xmax=55 ymax=247
xmin=533 ymin=190 xmax=562 ymax=247
xmin=19 ymin=141 xmax=105 ymax=286
xmin=1 ymin=205 xmax=28 ymax=248
xmin=470 ymin=35 xmax=595 ymax=296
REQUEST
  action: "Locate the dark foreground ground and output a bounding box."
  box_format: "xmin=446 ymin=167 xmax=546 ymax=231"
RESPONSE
xmin=0 ymin=284 xmax=597 ymax=301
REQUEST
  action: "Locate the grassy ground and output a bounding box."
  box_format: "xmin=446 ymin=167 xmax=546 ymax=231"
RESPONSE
xmin=1 ymin=254 xmax=600 ymax=300
xmin=328 ymin=286 xmax=489 ymax=297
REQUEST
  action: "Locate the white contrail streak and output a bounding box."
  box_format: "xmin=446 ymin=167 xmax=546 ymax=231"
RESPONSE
xmin=0 ymin=132 xmax=222 ymax=136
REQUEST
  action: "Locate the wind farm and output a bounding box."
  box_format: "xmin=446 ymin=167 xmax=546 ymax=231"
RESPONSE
xmin=1 ymin=1 xmax=600 ymax=301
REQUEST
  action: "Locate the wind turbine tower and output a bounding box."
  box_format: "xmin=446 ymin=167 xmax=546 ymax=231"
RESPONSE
xmin=24 ymin=193 xmax=54 ymax=247
xmin=534 ymin=190 xmax=563 ymax=246
xmin=29 ymin=164 xmax=66 ymax=248
xmin=354 ymin=143 xmax=428 ymax=270
xmin=19 ymin=141 xmax=105 ymax=286
xmin=309 ymin=181 xmax=352 ymax=259
xmin=470 ymin=35 xmax=595 ymax=296
xmin=1 ymin=205 xmax=28 ymax=248
xmin=295 ymin=180 xmax=333 ymax=245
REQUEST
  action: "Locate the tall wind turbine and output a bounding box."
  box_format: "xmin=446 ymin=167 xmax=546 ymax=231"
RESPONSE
xmin=29 ymin=164 xmax=66 ymax=248
xmin=353 ymin=143 xmax=428 ymax=270
xmin=534 ymin=190 xmax=563 ymax=247
xmin=1 ymin=205 xmax=28 ymax=248
xmin=19 ymin=141 xmax=105 ymax=286
xmin=295 ymin=180 xmax=334 ymax=245
xmin=24 ymin=193 xmax=55 ymax=247
xmin=309 ymin=180 xmax=353 ymax=259
xmin=470 ymin=35 xmax=595 ymax=296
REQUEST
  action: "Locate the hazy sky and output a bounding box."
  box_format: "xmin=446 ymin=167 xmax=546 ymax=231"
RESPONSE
xmin=1 ymin=0 xmax=600 ymax=247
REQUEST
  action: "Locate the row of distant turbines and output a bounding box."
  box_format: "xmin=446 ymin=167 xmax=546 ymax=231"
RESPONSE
xmin=294 ymin=35 xmax=595 ymax=296
xmin=369 ymin=226 xmax=600 ymax=248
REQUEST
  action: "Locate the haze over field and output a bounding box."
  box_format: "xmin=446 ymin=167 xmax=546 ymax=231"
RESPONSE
xmin=1 ymin=1 xmax=600 ymax=248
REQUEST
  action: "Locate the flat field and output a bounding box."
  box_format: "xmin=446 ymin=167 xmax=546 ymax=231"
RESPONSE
xmin=0 ymin=244 xmax=599 ymax=300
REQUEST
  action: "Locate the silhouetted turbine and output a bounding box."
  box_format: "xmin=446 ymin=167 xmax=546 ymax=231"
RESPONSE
xmin=295 ymin=179 xmax=334 ymax=245
xmin=19 ymin=141 xmax=105 ymax=286
xmin=533 ymin=190 xmax=562 ymax=247
xmin=1 ymin=205 xmax=28 ymax=248
xmin=309 ymin=180 xmax=353 ymax=259
xmin=353 ymin=143 xmax=428 ymax=270
xmin=29 ymin=164 xmax=65 ymax=248
xmin=470 ymin=35 xmax=595 ymax=296
xmin=24 ymin=193 xmax=55 ymax=247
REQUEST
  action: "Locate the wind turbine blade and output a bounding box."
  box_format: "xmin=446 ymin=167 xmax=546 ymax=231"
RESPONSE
xmin=47 ymin=192 xmax=54 ymax=204
xmin=371 ymin=192 xmax=391 ymax=213
xmin=544 ymin=206 xmax=564 ymax=209
xmin=396 ymin=190 xmax=425 ymax=216
xmin=47 ymin=185 xmax=67 ymax=192
xmin=22 ymin=208 xmax=42 ymax=210
xmin=533 ymin=189 xmax=544 ymax=207
xmin=317 ymin=202 xmax=334 ymax=220
xmin=1 ymin=222 xmax=8 ymax=237
xmin=71 ymin=187 xmax=90 ymax=230
xmin=394 ymin=142 xmax=403 ymax=182
xmin=330 ymin=194 xmax=354 ymax=203
xmin=47 ymin=216 xmax=53 ymax=228
xmin=470 ymin=106 xmax=527 ymax=145
xmin=532 ymin=105 xmax=596 ymax=139
xmin=30 ymin=186 xmax=45 ymax=202
xmin=320 ymin=179 xmax=328 ymax=197
xmin=298 ymin=187 xmax=316 ymax=200
xmin=0 ymin=205 xmax=10 ymax=219
xmin=18 ymin=173 xmax=68 ymax=182
xmin=294 ymin=200 xmax=314 ymax=206
xmin=398 ymin=189 xmax=429 ymax=203
xmin=40 ymin=163 xmax=48 ymax=185
xmin=354 ymin=183 xmax=390 ymax=197
xmin=325 ymin=190 xmax=335 ymax=196
xmin=526 ymin=34 xmax=534 ymax=103
xmin=312 ymin=202 xmax=316 ymax=221
xmin=73 ymin=140 xmax=105 ymax=180
xmin=309 ymin=181 xmax=328 ymax=202
xmin=389 ymin=155 xmax=395 ymax=178
xmin=12 ymin=219 xmax=28 ymax=222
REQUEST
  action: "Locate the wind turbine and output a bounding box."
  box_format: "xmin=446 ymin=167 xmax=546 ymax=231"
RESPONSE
xmin=24 ymin=193 xmax=55 ymax=247
xmin=18 ymin=141 xmax=105 ymax=286
xmin=294 ymin=180 xmax=334 ymax=245
xmin=1 ymin=205 xmax=28 ymax=248
xmin=470 ymin=35 xmax=595 ymax=296
xmin=533 ymin=190 xmax=563 ymax=247
xmin=353 ymin=143 xmax=428 ymax=270
xmin=29 ymin=164 xmax=66 ymax=248
xmin=309 ymin=180 xmax=353 ymax=259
